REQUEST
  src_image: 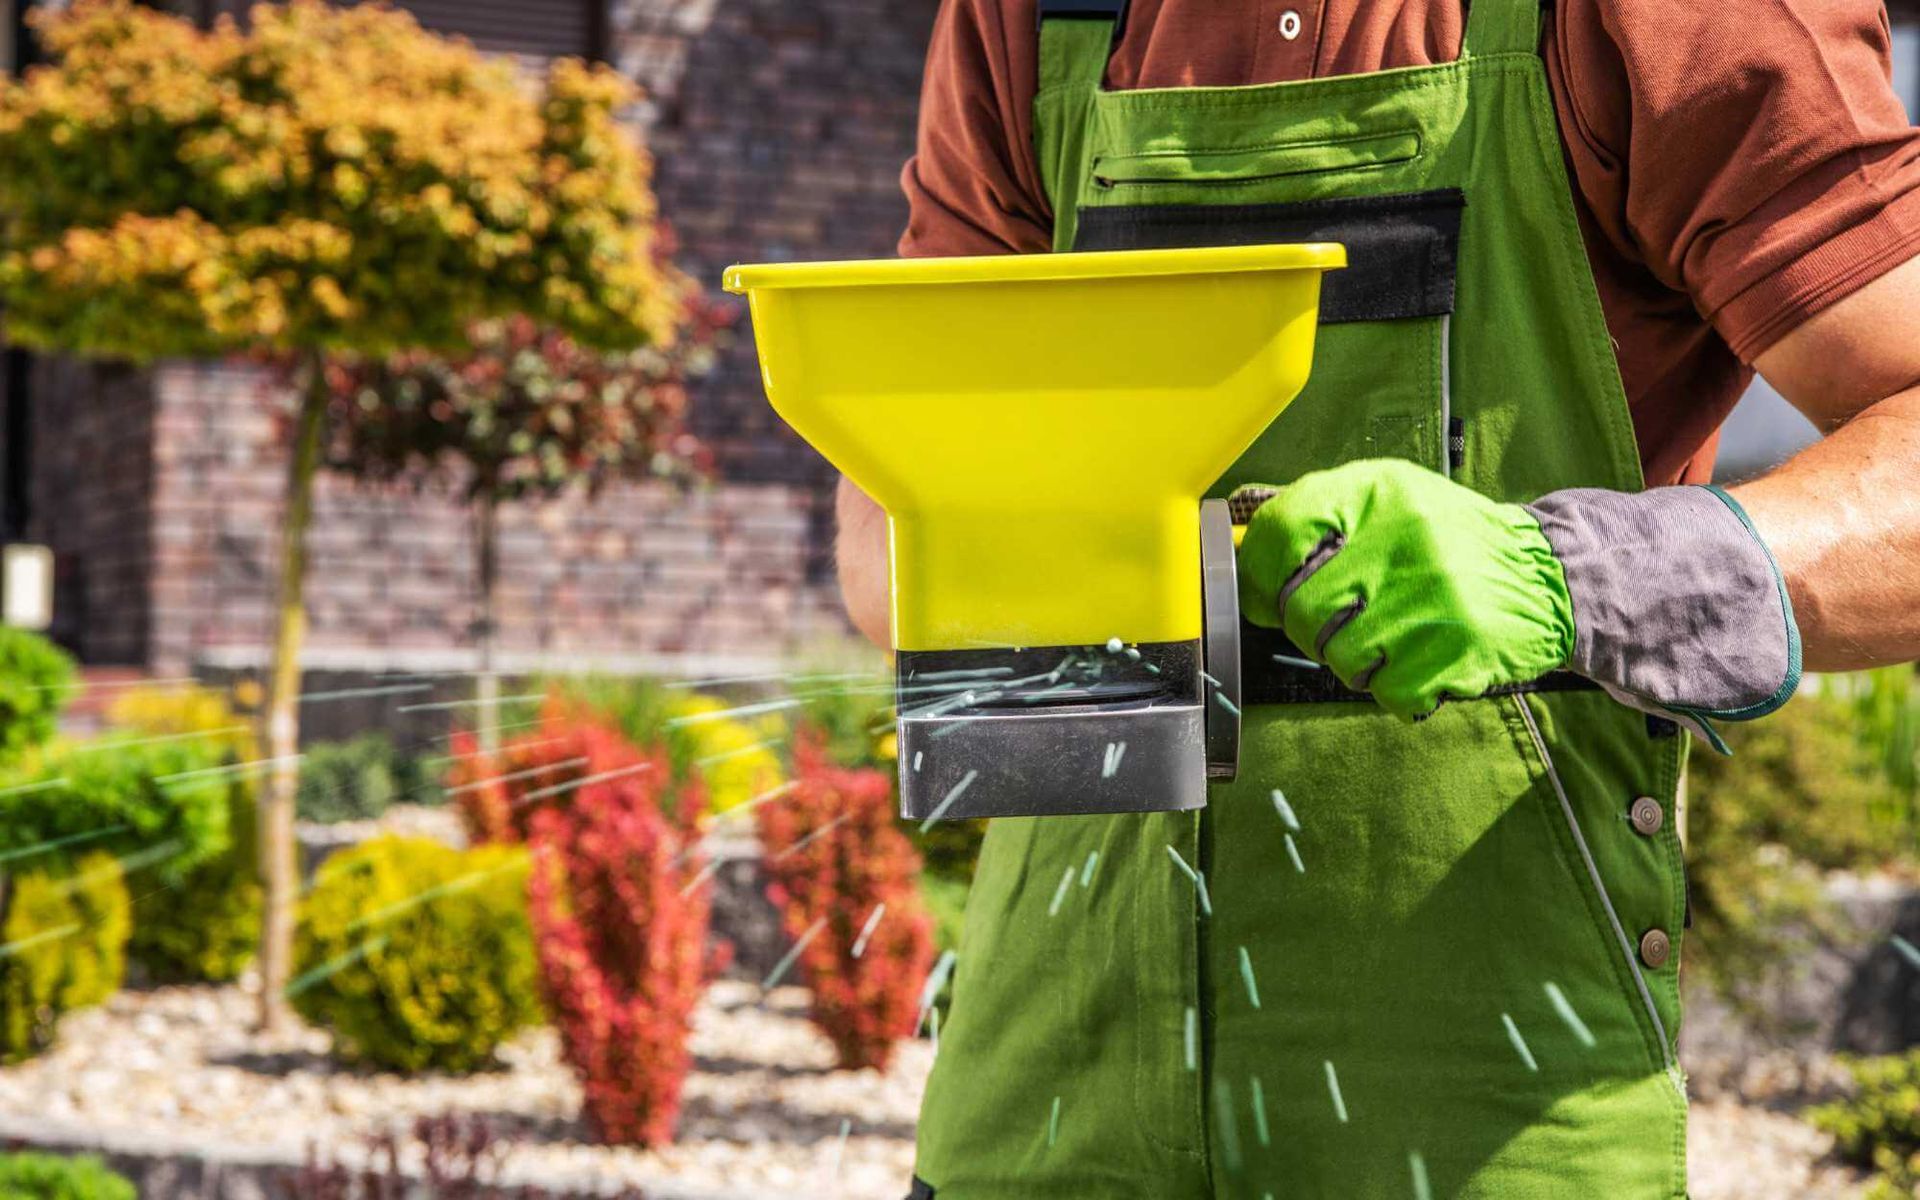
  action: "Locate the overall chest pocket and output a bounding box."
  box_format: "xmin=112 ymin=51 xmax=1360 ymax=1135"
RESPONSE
xmin=1092 ymin=130 xmax=1423 ymax=189
xmin=1074 ymin=188 xmax=1466 ymax=491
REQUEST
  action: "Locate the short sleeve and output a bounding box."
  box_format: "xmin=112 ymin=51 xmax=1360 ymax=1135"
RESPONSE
xmin=898 ymin=0 xmax=1054 ymax=259
xmin=1550 ymin=0 xmax=1920 ymax=362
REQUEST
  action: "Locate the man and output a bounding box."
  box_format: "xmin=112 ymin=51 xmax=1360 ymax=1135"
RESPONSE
xmin=836 ymin=0 xmax=1920 ymax=1194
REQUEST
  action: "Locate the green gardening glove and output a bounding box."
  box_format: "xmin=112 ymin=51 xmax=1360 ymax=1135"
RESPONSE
xmin=1235 ymin=459 xmax=1575 ymax=719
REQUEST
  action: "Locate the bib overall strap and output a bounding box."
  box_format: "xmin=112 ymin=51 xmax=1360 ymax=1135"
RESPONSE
xmin=1035 ymin=0 xmax=1125 ymax=247
xmin=1037 ymin=0 xmax=1123 ymax=92
xmin=1036 ymin=0 xmax=1121 ymax=92
xmin=1462 ymin=0 xmax=1542 ymax=57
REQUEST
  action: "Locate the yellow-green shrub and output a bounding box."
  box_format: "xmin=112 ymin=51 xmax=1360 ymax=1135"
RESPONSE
xmin=0 ymin=1152 xmax=135 ymax=1200
xmin=100 ymin=683 xmax=262 ymax=982
xmin=0 ymin=730 xmax=230 ymax=1045
xmin=129 ymin=777 xmax=260 ymax=983
xmin=105 ymin=683 xmax=256 ymax=761
xmin=0 ymin=628 xmax=73 ymax=765
xmin=292 ymin=836 xmax=538 ymax=1073
xmin=543 ymin=676 xmax=785 ymax=818
xmin=0 ymin=852 xmax=130 ymax=1062
xmin=0 ymin=738 xmax=233 ymax=876
xmin=664 ymin=694 xmax=783 ymax=814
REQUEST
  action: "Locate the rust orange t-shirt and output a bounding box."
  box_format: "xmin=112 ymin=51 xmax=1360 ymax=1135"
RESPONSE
xmin=897 ymin=0 xmax=1920 ymax=484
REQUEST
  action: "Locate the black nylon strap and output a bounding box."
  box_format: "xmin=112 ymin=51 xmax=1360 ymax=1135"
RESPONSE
xmin=1036 ymin=0 xmax=1128 ymax=30
xmin=1076 ymin=189 xmax=1465 ymax=324
xmin=1241 ymin=621 xmax=1600 ymax=706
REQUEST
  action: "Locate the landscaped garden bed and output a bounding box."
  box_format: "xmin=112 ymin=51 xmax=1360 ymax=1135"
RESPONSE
xmin=0 ymin=977 xmax=929 ymax=1199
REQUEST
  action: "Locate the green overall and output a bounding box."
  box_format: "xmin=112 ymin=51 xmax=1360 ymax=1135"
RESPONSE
xmin=910 ymin=0 xmax=1693 ymax=1196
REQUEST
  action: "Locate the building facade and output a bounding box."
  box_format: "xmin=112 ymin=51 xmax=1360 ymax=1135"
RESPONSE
xmin=0 ymin=0 xmax=939 ymax=677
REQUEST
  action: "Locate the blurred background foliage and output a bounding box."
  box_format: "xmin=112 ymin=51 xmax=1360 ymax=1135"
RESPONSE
xmin=129 ymin=776 xmax=261 ymax=986
xmin=0 ymin=1151 xmax=135 ymax=1200
xmin=1688 ymin=676 xmax=1916 ymax=1006
xmin=542 ymin=675 xmax=784 ymax=817
xmin=1685 ymin=665 xmax=1920 ymax=1197
xmin=0 ymin=627 xmax=74 ymax=764
xmin=0 ymin=736 xmax=236 ymax=877
xmin=1810 ymin=1050 xmax=1920 ymax=1199
xmin=296 ymin=732 xmax=445 ymax=824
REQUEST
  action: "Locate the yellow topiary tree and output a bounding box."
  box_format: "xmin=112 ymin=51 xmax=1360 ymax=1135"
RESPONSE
xmin=0 ymin=0 xmax=690 ymax=1026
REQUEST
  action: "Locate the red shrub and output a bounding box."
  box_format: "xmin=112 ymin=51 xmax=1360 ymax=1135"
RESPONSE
xmin=522 ymin=737 xmax=711 ymax=1147
xmin=447 ymin=701 xmax=710 ymax=1146
xmin=757 ymin=736 xmax=935 ymax=1071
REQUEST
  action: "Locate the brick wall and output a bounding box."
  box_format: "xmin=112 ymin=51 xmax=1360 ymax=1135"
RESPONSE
xmin=20 ymin=0 xmax=939 ymax=678
xmin=146 ymin=360 xmax=851 ymax=678
xmin=630 ymin=0 xmax=939 ymax=489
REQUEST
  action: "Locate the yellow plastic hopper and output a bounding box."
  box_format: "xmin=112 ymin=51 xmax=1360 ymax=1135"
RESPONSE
xmin=722 ymin=244 xmax=1345 ymax=655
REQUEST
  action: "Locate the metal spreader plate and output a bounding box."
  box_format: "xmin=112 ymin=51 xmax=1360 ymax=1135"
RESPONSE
xmin=1201 ymin=497 xmax=1241 ymax=780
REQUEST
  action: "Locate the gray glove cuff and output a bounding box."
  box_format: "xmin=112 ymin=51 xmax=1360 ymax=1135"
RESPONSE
xmin=1524 ymin=485 xmax=1801 ymax=730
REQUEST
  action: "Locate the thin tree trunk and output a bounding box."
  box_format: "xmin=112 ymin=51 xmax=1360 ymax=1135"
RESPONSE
xmin=257 ymin=356 xmax=328 ymax=1031
xmin=473 ymin=492 xmax=501 ymax=755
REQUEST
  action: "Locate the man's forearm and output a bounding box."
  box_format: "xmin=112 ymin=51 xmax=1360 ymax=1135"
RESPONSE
xmin=835 ymin=475 xmax=891 ymax=647
xmin=1731 ymin=384 xmax=1920 ymax=672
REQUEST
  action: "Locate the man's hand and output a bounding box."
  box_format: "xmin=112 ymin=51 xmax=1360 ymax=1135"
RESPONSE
xmin=1235 ymin=460 xmax=1576 ymax=718
xmin=1237 ymin=458 xmax=1801 ymax=731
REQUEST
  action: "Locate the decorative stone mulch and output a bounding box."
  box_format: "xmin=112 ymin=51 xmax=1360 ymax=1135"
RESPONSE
xmin=0 ymin=977 xmax=927 ymax=1199
xmin=1690 ymin=1099 xmax=1869 ymax=1199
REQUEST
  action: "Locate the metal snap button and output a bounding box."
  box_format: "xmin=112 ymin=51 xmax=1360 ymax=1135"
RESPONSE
xmin=1278 ymin=9 xmax=1303 ymax=40
xmin=1639 ymin=928 xmax=1671 ymax=969
xmin=1629 ymin=796 xmax=1664 ymax=836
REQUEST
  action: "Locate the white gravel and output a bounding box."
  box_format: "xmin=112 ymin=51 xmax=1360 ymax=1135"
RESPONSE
xmin=1689 ymin=1099 xmax=1868 ymax=1200
xmin=0 ymin=978 xmax=1872 ymax=1200
xmin=0 ymin=977 xmax=926 ymax=1199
